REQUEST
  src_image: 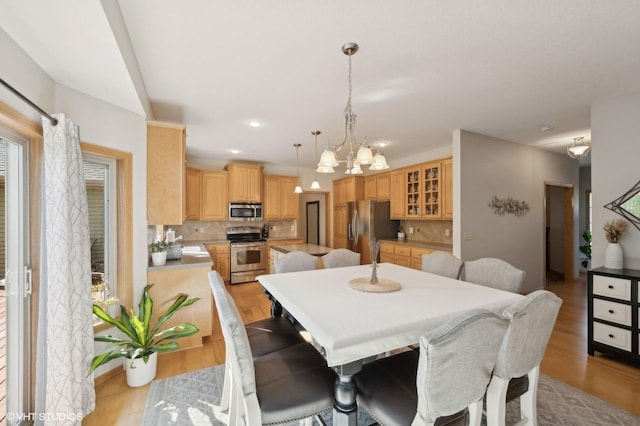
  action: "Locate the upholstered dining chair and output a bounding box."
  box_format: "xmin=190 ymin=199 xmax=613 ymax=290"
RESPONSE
xmin=275 ymin=251 xmax=319 ymax=273
xmin=209 ymin=271 xmax=336 ymax=425
xmin=485 ymin=290 xmax=562 ymax=426
xmin=421 ymin=251 xmax=464 ymax=279
xmin=321 ymin=248 xmax=361 ymax=269
xmin=463 ymin=258 xmax=526 ymax=294
xmin=354 ymin=309 xmax=509 ymax=426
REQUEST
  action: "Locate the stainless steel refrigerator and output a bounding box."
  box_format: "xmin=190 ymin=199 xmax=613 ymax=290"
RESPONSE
xmin=347 ymin=200 xmax=399 ymax=264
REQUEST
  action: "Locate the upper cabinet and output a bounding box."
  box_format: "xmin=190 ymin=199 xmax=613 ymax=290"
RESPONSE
xmin=185 ymin=167 xmax=201 ymax=221
xmin=147 ymin=121 xmax=186 ymax=225
xmin=441 ymin=158 xmax=453 ymax=219
xmin=390 ymin=169 xmax=405 ymax=219
xmin=200 ymin=170 xmax=229 ymax=220
xmin=226 ymin=163 xmax=263 ymax=202
xmin=333 ymin=176 xmax=364 ymax=206
xmin=404 ymin=158 xmax=452 ymax=220
xmin=364 ymin=172 xmax=391 ymax=201
xmin=264 ymin=175 xmax=299 ymax=220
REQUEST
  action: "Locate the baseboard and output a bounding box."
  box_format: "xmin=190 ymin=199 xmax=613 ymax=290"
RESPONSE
xmin=94 ymin=365 xmax=123 ymax=386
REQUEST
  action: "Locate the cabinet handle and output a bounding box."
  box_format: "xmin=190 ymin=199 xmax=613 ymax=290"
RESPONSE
xmin=608 ymin=333 xmax=615 ymax=338
xmin=608 ymin=285 xmax=614 ymax=289
xmin=608 ymin=309 xmax=615 ymax=314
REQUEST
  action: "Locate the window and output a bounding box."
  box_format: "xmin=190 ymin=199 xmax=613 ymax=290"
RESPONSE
xmin=81 ymin=143 xmax=132 ymax=330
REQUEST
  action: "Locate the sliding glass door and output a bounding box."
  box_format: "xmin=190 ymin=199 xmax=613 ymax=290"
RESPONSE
xmin=1 ymin=128 xmax=30 ymax=425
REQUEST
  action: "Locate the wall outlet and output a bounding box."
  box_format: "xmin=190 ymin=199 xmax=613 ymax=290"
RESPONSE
xmin=409 ymin=226 xmax=414 ymax=234
xmin=445 ymin=229 xmax=450 ymax=237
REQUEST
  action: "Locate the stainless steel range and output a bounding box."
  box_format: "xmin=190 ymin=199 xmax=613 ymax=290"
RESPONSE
xmin=226 ymin=226 xmax=268 ymax=284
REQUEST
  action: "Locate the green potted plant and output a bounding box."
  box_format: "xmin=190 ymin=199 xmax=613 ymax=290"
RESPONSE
xmin=150 ymin=238 xmax=173 ymax=266
xmin=89 ymin=284 xmax=199 ymax=387
xmin=579 ymin=229 xmax=591 ymax=269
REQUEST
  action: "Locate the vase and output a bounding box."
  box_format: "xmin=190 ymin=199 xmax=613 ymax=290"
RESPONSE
xmin=604 ymin=243 xmax=623 ymax=269
xmin=124 ymin=352 xmax=157 ymax=387
xmin=151 ymin=251 xmax=167 ymax=266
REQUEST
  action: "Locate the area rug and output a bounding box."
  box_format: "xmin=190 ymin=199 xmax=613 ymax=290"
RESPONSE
xmin=142 ymin=364 xmax=639 ymax=425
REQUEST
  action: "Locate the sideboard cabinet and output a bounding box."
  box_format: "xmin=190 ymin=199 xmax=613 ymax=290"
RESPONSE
xmin=588 ymin=267 xmax=640 ymax=364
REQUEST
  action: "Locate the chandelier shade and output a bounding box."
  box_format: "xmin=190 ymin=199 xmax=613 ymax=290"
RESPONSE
xmin=316 ymin=42 xmax=391 ymax=174
xmin=567 ymin=137 xmax=591 ymax=159
xmin=293 ymin=143 xmax=303 ymax=193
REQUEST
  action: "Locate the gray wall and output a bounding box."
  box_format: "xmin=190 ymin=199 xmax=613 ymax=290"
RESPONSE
xmin=454 ymin=130 xmax=579 ymax=293
xmin=591 ymin=94 xmax=640 ymax=269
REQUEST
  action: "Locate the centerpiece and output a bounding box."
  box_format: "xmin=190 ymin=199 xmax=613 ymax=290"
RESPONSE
xmin=348 ymin=238 xmax=401 ymax=293
xmin=603 ymin=219 xmax=627 ymax=269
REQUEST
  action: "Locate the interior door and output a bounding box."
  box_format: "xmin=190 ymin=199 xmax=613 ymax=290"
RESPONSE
xmin=306 ymin=201 xmax=319 ymax=245
xmin=2 ymin=130 xmax=30 ymax=425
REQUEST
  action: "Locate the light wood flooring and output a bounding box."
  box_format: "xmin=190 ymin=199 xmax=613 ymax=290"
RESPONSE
xmin=83 ymin=274 xmax=640 ymax=425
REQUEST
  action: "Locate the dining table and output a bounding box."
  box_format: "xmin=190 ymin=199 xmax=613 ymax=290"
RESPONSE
xmin=257 ymin=262 xmax=524 ymax=426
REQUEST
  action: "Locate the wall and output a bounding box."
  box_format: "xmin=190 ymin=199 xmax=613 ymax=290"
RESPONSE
xmin=455 ymin=130 xmax=579 ymax=293
xmin=591 ymin=93 xmax=640 ymax=269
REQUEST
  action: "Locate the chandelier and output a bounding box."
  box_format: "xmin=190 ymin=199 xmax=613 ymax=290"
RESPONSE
xmin=567 ymin=137 xmax=591 ymax=159
xmin=317 ymin=43 xmax=389 ymax=174
xmin=293 ymin=143 xmax=303 ymax=193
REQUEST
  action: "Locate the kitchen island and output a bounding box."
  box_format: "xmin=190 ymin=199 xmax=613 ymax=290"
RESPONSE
xmin=269 ymin=243 xmax=334 ymax=272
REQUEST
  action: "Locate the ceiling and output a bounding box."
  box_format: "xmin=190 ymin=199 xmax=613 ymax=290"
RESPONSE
xmin=2 ymin=1 xmax=640 ymax=170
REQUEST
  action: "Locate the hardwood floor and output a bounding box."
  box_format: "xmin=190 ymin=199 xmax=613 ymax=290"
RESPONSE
xmin=83 ymin=274 xmax=640 ymax=425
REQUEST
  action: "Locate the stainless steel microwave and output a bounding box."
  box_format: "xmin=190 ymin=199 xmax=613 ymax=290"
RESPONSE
xmin=229 ymin=202 xmax=263 ymax=221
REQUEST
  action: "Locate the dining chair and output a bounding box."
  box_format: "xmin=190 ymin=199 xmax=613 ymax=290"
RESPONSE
xmin=275 ymin=251 xmax=319 ymax=273
xmin=321 ymin=248 xmax=361 ymax=268
xmin=354 ymin=309 xmax=509 ymax=426
xmin=421 ymin=251 xmax=464 ymax=279
xmin=210 ymin=271 xmax=336 ymax=425
xmin=485 ymin=290 xmax=562 ymax=426
xmin=462 ymin=258 xmax=526 ymax=293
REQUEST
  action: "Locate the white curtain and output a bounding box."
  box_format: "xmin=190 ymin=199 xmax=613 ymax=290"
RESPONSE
xmin=36 ymin=114 xmax=95 ymax=424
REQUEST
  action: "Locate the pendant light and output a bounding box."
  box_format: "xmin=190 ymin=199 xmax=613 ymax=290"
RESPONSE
xmin=310 ymin=131 xmax=321 ymax=189
xmin=293 ymin=143 xmax=303 ymax=194
xmin=567 ymin=137 xmax=591 ymax=159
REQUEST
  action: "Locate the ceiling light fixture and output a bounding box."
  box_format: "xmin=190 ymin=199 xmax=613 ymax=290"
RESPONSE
xmin=567 ymin=137 xmax=591 ymax=159
xmin=293 ymin=143 xmax=303 ymax=194
xmin=310 ymin=131 xmax=321 ymax=189
xmin=317 ymin=42 xmax=390 ymax=174
xmin=248 ymin=120 xmax=262 ymax=128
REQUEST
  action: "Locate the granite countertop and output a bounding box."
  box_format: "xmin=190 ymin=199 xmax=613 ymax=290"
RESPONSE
xmin=271 ymin=243 xmax=334 ymax=256
xmin=266 ymin=237 xmax=304 ymax=242
xmin=147 ymin=242 xmax=213 ymax=271
xmin=379 ymin=239 xmax=453 ymax=252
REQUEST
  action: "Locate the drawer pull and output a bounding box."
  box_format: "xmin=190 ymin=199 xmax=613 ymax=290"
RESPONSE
xmin=608 ymin=285 xmax=614 ymax=289
xmin=608 ymin=309 xmax=615 ymax=314
xmin=608 ymin=333 xmax=615 ymax=338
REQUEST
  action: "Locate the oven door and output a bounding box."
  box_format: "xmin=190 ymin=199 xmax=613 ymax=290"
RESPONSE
xmin=230 ymin=241 xmax=267 ymax=273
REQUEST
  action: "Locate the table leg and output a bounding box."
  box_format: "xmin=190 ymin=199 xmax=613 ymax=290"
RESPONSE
xmin=333 ymin=361 xmax=362 ymax=426
xmin=262 ymin=289 xmax=283 ymax=317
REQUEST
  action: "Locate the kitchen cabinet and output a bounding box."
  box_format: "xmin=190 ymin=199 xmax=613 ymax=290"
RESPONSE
xmin=147 ymin=264 xmax=212 ymax=349
xmin=333 ymin=176 xmax=364 ymax=206
xmin=390 ymin=169 xmax=405 ymax=219
xmin=264 ymin=175 xmax=299 ymax=220
xmin=185 ymin=167 xmax=201 ymax=220
xmin=380 ymin=241 xmax=453 ymax=271
xmin=441 ymin=158 xmax=453 ymax=219
xmin=205 ymin=242 xmax=230 ymax=282
xmin=200 ymin=170 xmax=228 ymax=221
xmin=364 ymin=172 xmax=391 ymax=201
xmin=588 ymin=268 xmax=640 ymax=364
xmin=267 ymin=239 xmax=304 ymax=273
xmin=404 ymin=158 xmax=452 ymax=220
xmin=226 ymin=163 xmax=263 ymax=202
xmin=147 ymin=121 xmax=186 ymax=225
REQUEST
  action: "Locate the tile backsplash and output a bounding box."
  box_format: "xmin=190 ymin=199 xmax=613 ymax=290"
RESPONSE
xmin=400 ymin=220 xmax=453 ymax=245
xmin=149 ymin=220 xmax=298 ymax=243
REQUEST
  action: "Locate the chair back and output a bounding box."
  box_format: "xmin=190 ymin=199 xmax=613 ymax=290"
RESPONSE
xmin=421 ymin=251 xmax=463 ymax=279
xmin=322 ymin=248 xmax=361 ymax=269
xmin=463 ymin=257 xmax=526 ymax=293
xmin=275 ymin=251 xmax=319 ymax=273
xmin=494 ymin=290 xmax=562 ymax=379
xmin=414 ymin=309 xmax=509 ymax=424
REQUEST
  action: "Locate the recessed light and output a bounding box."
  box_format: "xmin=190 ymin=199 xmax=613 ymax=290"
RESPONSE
xmin=248 ymin=121 xmax=263 ymax=128
xmin=230 ymin=149 xmax=241 ymax=154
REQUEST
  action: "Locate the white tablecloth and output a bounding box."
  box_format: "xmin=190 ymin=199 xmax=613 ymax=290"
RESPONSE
xmin=257 ymin=263 xmax=523 ymax=367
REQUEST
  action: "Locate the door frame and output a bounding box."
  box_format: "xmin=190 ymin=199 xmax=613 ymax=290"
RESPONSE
xmin=543 ymin=182 xmax=574 ymax=284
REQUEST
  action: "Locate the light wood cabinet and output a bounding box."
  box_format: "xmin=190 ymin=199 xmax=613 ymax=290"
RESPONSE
xmin=380 ymin=241 xmax=447 ymax=270
xmin=147 ymin=121 xmax=186 ymax=225
xmin=185 ymin=167 xmax=201 ymax=221
xmin=441 ymin=158 xmax=453 ymax=219
xmin=264 ymin=175 xmax=299 ymax=220
xmin=333 ymin=176 xmax=364 ymax=206
xmin=410 ymin=247 xmax=433 ymax=270
xmin=147 ymin=265 xmax=212 ymax=349
xmin=205 ymin=243 xmax=230 ymax=282
xmin=390 ymin=169 xmax=405 ymax=219
xmin=200 ymin=171 xmax=228 ymax=221
xmin=364 ymin=173 xmax=391 ymax=201
xmin=226 ymin=163 xmax=263 ymax=202
xmin=333 ymin=205 xmax=349 ymax=249
xmin=267 ymin=239 xmax=304 ymax=273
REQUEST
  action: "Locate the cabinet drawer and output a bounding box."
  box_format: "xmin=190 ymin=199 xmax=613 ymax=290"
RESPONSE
xmin=380 ymin=244 xmax=394 ymax=254
xmin=593 ymin=299 xmax=631 ymax=326
xmin=411 ymin=248 xmax=432 ymax=259
xmin=395 ymin=257 xmax=411 ymax=268
xmin=593 ymin=323 xmax=631 ymax=352
xmin=380 ymin=253 xmax=395 ymax=263
xmin=592 ymin=275 xmax=631 ymax=300
xmin=395 ymin=246 xmax=411 ymax=257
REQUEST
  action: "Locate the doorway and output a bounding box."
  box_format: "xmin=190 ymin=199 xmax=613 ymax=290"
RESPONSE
xmin=306 ymin=201 xmax=320 ymax=245
xmin=545 ymin=184 xmax=574 ymax=285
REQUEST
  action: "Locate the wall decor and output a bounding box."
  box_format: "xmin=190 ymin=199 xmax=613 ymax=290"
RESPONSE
xmin=488 ymin=195 xmax=530 ymax=217
xmin=604 ymin=179 xmax=640 ymax=231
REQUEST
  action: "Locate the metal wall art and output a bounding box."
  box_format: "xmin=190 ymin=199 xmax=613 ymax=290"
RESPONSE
xmin=488 ymin=195 xmax=530 ymax=217
xmin=604 ymin=179 xmax=640 ymax=231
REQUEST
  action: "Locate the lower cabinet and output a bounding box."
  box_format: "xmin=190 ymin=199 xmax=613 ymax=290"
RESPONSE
xmin=380 ymin=241 xmax=452 ymax=271
xmin=205 ymin=243 xmax=230 ymax=282
xmin=267 ymin=239 xmax=304 ymax=273
xmin=588 ymin=267 xmax=640 ymax=363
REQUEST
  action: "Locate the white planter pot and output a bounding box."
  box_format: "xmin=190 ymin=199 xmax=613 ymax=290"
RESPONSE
xmin=604 ymin=243 xmax=623 ymax=269
xmin=151 ymin=251 xmax=168 ymax=266
xmin=397 ymin=232 xmax=406 ymax=241
xmin=124 ymin=352 xmax=157 ymax=387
